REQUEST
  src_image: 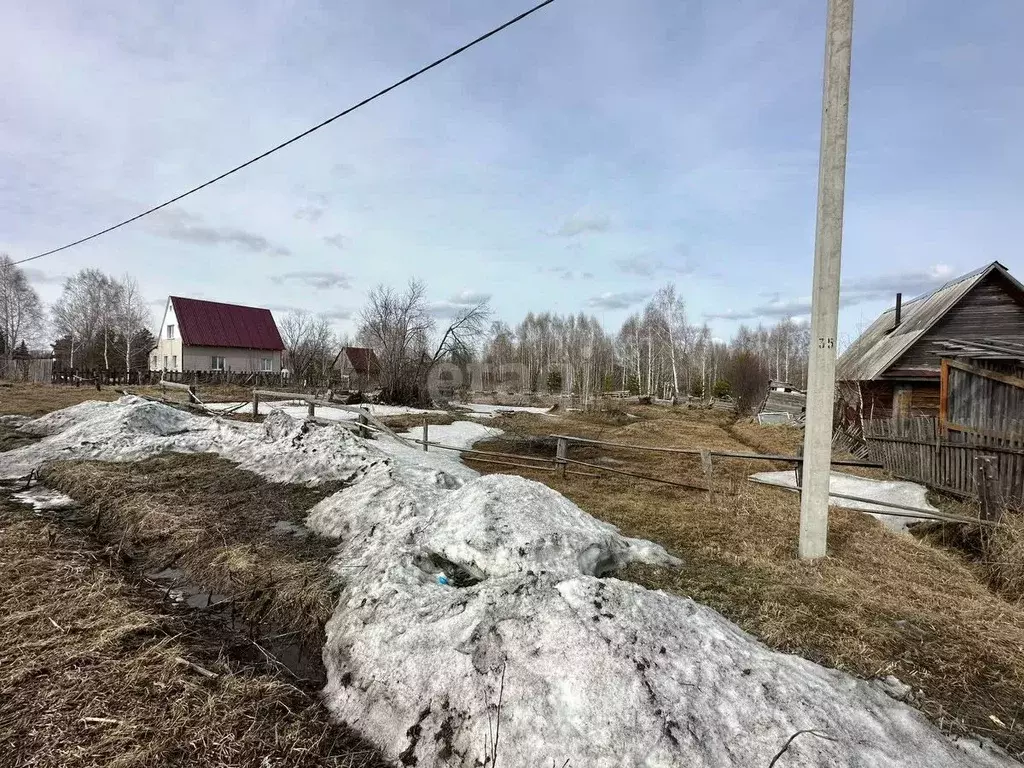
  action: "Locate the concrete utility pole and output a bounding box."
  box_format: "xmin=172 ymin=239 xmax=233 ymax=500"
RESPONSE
xmin=799 ymin=0 xmax=855 ymax=560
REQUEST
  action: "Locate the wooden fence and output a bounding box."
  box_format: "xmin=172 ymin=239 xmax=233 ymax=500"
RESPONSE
xmin=863 ymin=416 xmax=1024 ymax=503
xmin=52 ymin=369 xmax=290 ymax=387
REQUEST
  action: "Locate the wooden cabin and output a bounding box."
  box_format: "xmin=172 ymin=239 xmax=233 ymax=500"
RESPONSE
xmin=836 ymin=262 xmax=1024 ymax=423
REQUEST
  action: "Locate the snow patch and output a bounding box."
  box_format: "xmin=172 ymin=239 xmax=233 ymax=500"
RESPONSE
xmin=455 ymin=402 xmax=552 ymax=415
xmin=399 ymin=420 xmax=503 ymax=451
xmin=751 ymin=470 xmax=937 ymax=531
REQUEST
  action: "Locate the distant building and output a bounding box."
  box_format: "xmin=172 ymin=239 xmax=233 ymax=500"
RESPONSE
xmin=836 ymin=262 xmax=1024 ymax=420
xmin=335 ymin=346 xmax=380 ymax=391
xmin=150 ymin=296 xmax=285 ymax=373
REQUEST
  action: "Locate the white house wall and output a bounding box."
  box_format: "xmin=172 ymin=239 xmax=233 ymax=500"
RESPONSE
xmin=152 ymin=298 xmax=183 ymax=371
xmin=182 ymin=346 xmax=282 ymax=373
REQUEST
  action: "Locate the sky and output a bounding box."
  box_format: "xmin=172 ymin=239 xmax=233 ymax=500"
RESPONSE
xmin=1 ymin=0 xmax=1021 ymax=346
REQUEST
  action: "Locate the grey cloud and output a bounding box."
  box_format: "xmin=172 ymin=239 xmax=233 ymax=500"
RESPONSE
xmin=554 ymin=212 xmax=611 ymax=237
xmin=151 ymin=209 xmax=291 ymax=257
xmin=616 ymin=254 xmax=698 ymax=278
xmin=324 ymin=234 xmax=347 ymax=250
xmin=295 ymin=205 xmax=325 ymax=223
xmin=841 ymin=265 xmax=955 ymax=302
xmin=277 ymin=271 xmax=351 ymax=290
xmin=703 ymin=266 xmax=956 ymax=322
xmin=22 ymin=267 xmax=66 ymax=285
xmin=542 ymin=267 xmax=595 ymax=281
xmin=266 ymin=304 xmax=352 ymax=322
xmin=587 ymin=291 xmax=650 ymax=310
xmin=428 ymin=290 xmax=492 ymax=319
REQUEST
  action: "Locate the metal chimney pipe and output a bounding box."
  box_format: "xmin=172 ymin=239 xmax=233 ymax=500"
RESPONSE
xmin=894 ymin=292 xmax=902 ymax=329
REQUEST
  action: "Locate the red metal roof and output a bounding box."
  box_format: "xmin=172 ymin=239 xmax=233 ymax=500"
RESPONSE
xmin=343 ymin=347 xmax=380 ymax=374
xmin=170 ymin=296 xmax=284 ymax=351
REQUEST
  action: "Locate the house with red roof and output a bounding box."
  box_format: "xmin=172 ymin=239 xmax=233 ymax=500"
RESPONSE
xmin=150 ymin=296 xmax=285 ymax=373
xmin=334 ymin=346 xmax=380 ymax=391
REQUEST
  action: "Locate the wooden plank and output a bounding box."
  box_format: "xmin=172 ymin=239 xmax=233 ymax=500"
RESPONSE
xmin=939 ymin=358 xmax=949 ymax=432
xmin=946 ymin=358 xmax=1024 ymax=390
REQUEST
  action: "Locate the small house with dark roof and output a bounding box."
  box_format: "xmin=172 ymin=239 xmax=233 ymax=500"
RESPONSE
xmin=334 ymin=346 xmax=380 ymax=391
xmin=836 ymin=261 xmax=1024 ymax=420
xmin=150 ymin=296 xmax=285 ymax=373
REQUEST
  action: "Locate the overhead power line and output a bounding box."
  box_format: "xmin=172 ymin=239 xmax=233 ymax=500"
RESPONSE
xmin=15 ymin=0 xmax=557 ymax=266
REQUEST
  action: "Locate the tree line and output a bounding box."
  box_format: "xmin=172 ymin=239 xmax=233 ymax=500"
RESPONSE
xmin=1 ymin=253 xmax=809 ymax=413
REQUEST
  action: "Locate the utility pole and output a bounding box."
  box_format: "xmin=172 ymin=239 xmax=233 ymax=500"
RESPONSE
xmin=799 ymin=0 xmax=855 ymax=559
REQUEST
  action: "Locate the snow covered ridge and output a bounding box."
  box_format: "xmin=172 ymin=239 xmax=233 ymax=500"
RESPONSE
xmin=0 ymin=397 xmax=1017 ymax=767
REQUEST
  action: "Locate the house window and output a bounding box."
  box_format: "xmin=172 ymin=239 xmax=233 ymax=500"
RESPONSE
xmin=163 ymin=355 xmax=168 ymax=369
xmin=261 ymin=357 xmax=272 ymax=372
xmin=171 ymin=355 xmax=177 ymax=370
xmin=166 ymin=324 xmax=175 ymax=340
xmin=211 ymin=356 xmax=225 ymax=371
xmin=151 ymin=355 xmax=157 ymax=369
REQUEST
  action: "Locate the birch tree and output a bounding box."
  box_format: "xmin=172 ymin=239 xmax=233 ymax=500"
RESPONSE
xmin=0 ymin=256 xmax=44 ymax=370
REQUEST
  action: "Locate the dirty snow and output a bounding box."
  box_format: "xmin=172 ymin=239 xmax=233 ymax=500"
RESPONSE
xmin=0 ymin=396 xmax=1017 ymax=767
xmin=399 ymin=420 xmax=503 ymax=450
xmin=11 ymin=485 xmax=78 ymax=511
xmin=751 ymin=470 xmax=938 ymax=531
xmin=454 ymin=402 xmax=552 ymax=417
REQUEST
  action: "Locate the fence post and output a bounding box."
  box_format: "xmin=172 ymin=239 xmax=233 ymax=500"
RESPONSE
xmin=358 ymin=412 xmax=369 ymax=439
xmin=422 ymin=416 xmax=429 ymax=452
xmin=975 ymin=456 xmax=1002 ymax=523
xmin=556 ymin=437 xmax=568 ymax=477
xmin=795 ymin=445 xmax=804 ymax=490
xmin=308 ymin=400 xmax=316 ymax=419
xmin=252 ymin=389 xmax=259 ymax=420
xmin=700 ymin=450 xmax=714 ymax=503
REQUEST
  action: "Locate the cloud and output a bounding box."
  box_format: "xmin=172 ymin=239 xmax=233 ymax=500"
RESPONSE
xmin=277 ymin=270 xmax=351 ymax=290
xmin=541 ymin=267 xmax=595 ymax=281
xmin=22 ymin=267 xmax=66 ymax=285
xmin=294 ymin=204 xmax=324 ymax=223
xmin=428 ymin=289 xmax=492 ymax=319
xmin=553 ymin=211 xmax=611 ymax=237
xmin=615 ymin=254 xmax=697 ymax=278
xmin=703 ymin=265 xmax=957 ymax=322
xmin=841 ymin=264 xmax=955 ymax=302
xmin=266 ymin=304 xmax=352 ymax=322
xmin=324 ymin=234 xmax=347 ymax=250
xmin=587 ymin=290 xmax=650 ymax=310
xmin=150 ymin=209 xmax=291 ymax=257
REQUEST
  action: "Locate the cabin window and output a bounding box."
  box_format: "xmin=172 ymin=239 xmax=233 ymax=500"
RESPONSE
xmin=171 ymin=355 xmax=177 ymax=370
xmin=151 ymin=355 xmax=157 ymax=369
xmin=166 ymin=324 xmax=175 ymax=339
xmin=163 ymin=356 xmax=168 ymax=369
xmin=261 ymin=357 xmax=272 ymax=372
xmin=211 ymin=356 xmax=225 ymax=371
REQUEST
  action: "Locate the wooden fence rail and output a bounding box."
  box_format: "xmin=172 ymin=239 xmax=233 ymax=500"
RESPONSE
xmin=863 ymin=416 xmax=1024 ymax=503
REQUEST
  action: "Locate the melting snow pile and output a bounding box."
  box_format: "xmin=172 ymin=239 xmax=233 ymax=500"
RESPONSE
xmin=0 ymin=397 xmax=1017 ymax=767
xmin=751 ymin=470 xmax=938 ymax=532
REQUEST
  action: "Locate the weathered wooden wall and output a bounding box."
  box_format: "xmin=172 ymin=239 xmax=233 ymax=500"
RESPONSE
xmin=943 ymin=359 xmax=1024 ymax=437
xmin=887 ymin=271 xmax=1024 ymax=377
xmin=864 ymin=416 xmax=1024 ymax=503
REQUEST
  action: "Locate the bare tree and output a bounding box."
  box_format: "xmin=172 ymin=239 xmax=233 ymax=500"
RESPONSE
xmin=358 ymin=280 xmax=434 ymax=404
xmin=112 ymin=275 xmax=151 ymax=371
xmin=51 ymin=269 xmax=120 ymax=369
xmin=280 ymin=309 xmax=337 ymax=386
xmin=0 ymin=255 xmax=44 ymax=368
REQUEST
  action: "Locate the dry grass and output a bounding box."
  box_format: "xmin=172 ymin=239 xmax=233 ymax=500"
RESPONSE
xmin=0 ymin=382 xmax=126 ymax=416
xmin=473 ymin=407 xmax=1024 ymax=757
xmin=40 ymin=454 xmax=345 ymax=650
xmin=0 ymin=499 xmax=386 ymax=768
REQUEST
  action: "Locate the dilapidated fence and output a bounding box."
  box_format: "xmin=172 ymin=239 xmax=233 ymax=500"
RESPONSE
xmin=1 ymin=358 xmax=53 ymax=384
xmin=52 ymin=369 xmax=290 ymax=387
xmin=863 ymin=416 xmax=1024 ymax=505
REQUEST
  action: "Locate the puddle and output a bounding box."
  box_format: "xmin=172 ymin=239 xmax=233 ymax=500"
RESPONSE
xmin=145 ymin=561 xmax=321 ymax=683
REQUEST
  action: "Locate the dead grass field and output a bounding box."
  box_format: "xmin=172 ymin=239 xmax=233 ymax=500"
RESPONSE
xmin=0 ymin=382 xmax=128 ymax=416
xmin=476 ymin=405 xmax=1024 ymax=757
xmin=40 ymin=454 xmax=345 ymax=651
xmin=0 ymin=498 xmax=386 ymax=768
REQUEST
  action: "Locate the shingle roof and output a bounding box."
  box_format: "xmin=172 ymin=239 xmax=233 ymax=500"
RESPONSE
xmin=836 ymin=262 xmax=1017 ymax=381
xmin=342 ymin=347 xmax=380 ymax=374
xmin=170 ymin=296 xmax=284 ymax=351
